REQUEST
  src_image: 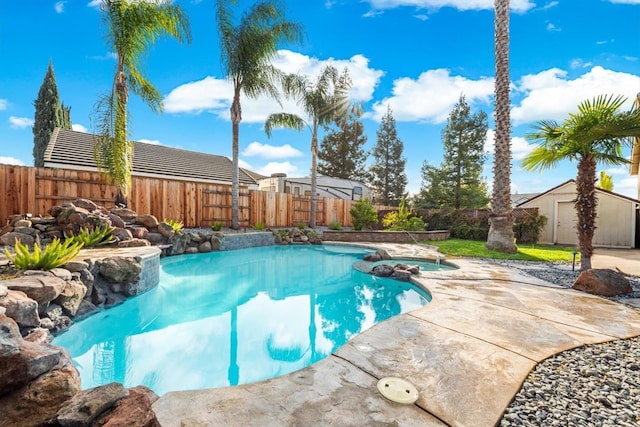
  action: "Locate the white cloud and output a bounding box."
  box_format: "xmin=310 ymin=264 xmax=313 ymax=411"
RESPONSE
xmin=163 ymin=50 xmax=384 ymax=123
xmin=484 ymin=130 xmax=535 ymax=161
xmin=9 ymin=116 xmax=34 ymax=129
xmin=540 ymin=1 xmax=559 ymax=10
xmin=255 ymin=161 xmax=300 ymax=177
xmin=0 ymin=99 xmax=7 ymax=110
xmin=569 ymin=59 xmax=593 ymax=69
xmin=546 ymin=22 xmax=561 ymax=32
xmin=72 ymin=123 xmax=88 ymax=133
xmin=238 ymin=159 xmax=254 ymax=170
xmin=362 ymin=0 xmax=535 ymax=13
xmin=606 ymin=167 xmax=632 ymax=175
xmin=511 ymin=66 xmax=640 ymax=125
xmin=55 ymin=1 xmax=66 ymax=13
xmin=368 ymin=69 xmax=494 ymax=123
xmin=0 ymin=157 xmax=26 ymax=166
xmin=613 ymin=176 xmax=638 ymax=199
xmin=607 ymin=0 xmax=640 ymax=4
xmin=139 ymin=139 xmax=162 ymax=145
xmin=242 ymin=142 xmax=303 ymax=159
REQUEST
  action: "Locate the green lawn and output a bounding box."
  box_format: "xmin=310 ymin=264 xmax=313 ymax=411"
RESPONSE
xmin=423 ymin=238 xmax=580 ymax=263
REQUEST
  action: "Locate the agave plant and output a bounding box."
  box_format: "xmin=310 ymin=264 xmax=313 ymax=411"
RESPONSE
xmin=5 ymin=238 xmax=83 ymax=271
xmin=65 ymin=224 xmax=115 ymax=248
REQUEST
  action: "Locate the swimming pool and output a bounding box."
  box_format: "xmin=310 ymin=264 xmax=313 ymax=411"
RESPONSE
xmin=52 ymin=245 xmax=431 ymax=395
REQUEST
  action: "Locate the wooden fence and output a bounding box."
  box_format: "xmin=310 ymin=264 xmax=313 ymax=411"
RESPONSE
xmin=0 ymin=165 xmax=375 ymax=228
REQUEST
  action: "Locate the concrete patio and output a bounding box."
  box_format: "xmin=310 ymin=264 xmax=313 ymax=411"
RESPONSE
xmin=152 ymin=243 xmax=640 ymax=426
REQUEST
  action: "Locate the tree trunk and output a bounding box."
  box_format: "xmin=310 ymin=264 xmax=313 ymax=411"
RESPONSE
xmin=486 ymin=0 xmax=517 ymax=253
xmin=230 ymin=89 xmax=242 ymax=230
xmin=310 ymin=126 xmax=318 ymax=228
xmin=576 ymin=156 xmax=597 ymax=270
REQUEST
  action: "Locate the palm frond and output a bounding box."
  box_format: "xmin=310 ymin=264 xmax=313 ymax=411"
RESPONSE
xmin=264 ymin=113 xmax=306 ymax=137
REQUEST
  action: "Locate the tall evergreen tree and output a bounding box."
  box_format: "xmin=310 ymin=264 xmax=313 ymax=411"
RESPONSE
xmin=369 ymin=106 xmax=407 ymax=206
xmin=33 ymin=62 xmax=70 ymax=167
xmin=318 ymin=104 xmax=368 ymax=181
xmin=418 ymin=95 xmax=490 ymax=209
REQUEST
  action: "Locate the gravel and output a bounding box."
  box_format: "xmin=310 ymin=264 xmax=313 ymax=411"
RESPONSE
xmin=492 ymin=260 xmax=640 ymax=426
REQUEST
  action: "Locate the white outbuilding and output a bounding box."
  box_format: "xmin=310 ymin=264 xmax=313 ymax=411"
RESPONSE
xmin=517 ymin=179 xmax=640 ymax=248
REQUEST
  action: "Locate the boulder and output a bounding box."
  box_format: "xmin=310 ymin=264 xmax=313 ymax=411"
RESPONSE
xmin=145 ymin=232 xmax=165 ymax=244
xmin=371 ymin=264 xmax=395 ymax=277
xmin=73 ymin=198 xmax=100 ymax=212
xmin=97 ymin=257 xmax=142 ymax=284
xmin=157 ymin=222 xmax=175 ymax=239
xmin=198 ymin=241 xmax=212 ymax=253
xmin=13 ymin=219 xmax=32 ymax=228
xmin=5 ymin=271 xmax=67 ymax=306
xmin=573 ymin=268 xmax=633 ymax=297
xmin=108 ymin=213 xmax=126 ymax=229
xmin=210 ymin=235 xmax=221 ymax=251
xmin=50 ymin=267 xmax=73 ymax=282
xmin=0 ymin=348 xmax=80 ymax=427
xmin=111 ymin=207 xmax=137 ymax=223
xmin=55 ymin=382 xmax=128 ymax=427
xmin=0 ymin=315 xmax=62 ymax=395
xmin=93 ymin=386 xmax=160 ymax=427
xmin=170 ymin=233 xmax=190 ymax=255
xmin=0 ymin=289 xmax=40 ymax=328
xmin=113 ymin=227 xmax=134 ymax=241
xmin=0 ymin=231 xmax=35 ymax=247
xmin=63 ymin=260 xmax=90 ymax=273
xmin=23 ymin=327 xmax=52 ymax=344
xmin=129 ymin=226 xmax=149 ymax=239
xmin=54 ymin=280 xmax=87 ymax=317
xmin=136 ymin=214 xmax=159 ymax=229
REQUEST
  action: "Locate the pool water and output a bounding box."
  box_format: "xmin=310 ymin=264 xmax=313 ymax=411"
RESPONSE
xmin=53 ymin=245 xmax=431 ymax=395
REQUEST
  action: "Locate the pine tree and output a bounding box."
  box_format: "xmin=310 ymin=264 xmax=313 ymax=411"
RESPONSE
xmin=369 ymin=106 xmax=407 ymax=206
xmin=318 ymin=106 xmax=369 ymax=181
xmin=418 ymin=95 xmax=490 ymax=209
xmin=33 ymin=62 xmax=69 ymax=167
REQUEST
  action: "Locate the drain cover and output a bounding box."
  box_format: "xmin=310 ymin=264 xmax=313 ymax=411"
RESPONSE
xmin=377 ymin=377 xmax=419 ymax=404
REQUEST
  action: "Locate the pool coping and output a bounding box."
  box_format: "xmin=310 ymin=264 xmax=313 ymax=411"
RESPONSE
xmin=152 ymin=242 xmax=640 ymax=426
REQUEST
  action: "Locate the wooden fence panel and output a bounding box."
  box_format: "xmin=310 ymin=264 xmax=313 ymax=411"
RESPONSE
xmin=1 ymin=165 xmax=374 ymax=228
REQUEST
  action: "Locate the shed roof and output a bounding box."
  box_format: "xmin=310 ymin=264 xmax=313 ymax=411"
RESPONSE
xmin=44 ymin=128 xmax=258 ymax=186
xmin=517 ymin=179 xmax=640 ymax=207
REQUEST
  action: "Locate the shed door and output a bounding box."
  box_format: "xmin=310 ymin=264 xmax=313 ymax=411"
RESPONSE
xmin=556 ymin=201 xmax=578 ymax=245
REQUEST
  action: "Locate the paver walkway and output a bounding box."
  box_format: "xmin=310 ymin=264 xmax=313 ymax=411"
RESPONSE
xmin=153 ymin=243 xmax=640 ymax=426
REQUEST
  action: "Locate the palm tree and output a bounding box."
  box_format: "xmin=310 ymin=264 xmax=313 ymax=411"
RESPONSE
xmin=523 ymin=94 xmax=640 ymax=270
xmin=93 ymin=0 xmax=190 ymax=207
xmin=216 ymin=0 xmax=303 ymax=229
xmin=264 ymin=66 xmax=352 ymax=228
xmin=486 ymin=0 xmax=517 ymax=253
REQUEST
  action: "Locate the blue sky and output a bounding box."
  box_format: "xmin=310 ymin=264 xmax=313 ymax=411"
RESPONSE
xmin=1 ymin=0 xmax=639 ymax=199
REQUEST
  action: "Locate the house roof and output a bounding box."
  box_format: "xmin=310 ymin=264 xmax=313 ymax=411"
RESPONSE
xmin=44 ymin=128 xmax=258 ymax=186
xmin=516 ymin=179 xmax=640 ymax=207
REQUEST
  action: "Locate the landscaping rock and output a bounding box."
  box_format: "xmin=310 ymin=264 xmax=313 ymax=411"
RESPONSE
xmin=54 ymin=280 xmax=87 ymax=317
xmin=118 ymin=238 xmax=151 ymax=248
xmin=111 ymin=207 xmax=137 ymax=223
xmin=97 ymin=257 xmax=142 ymax=284
xmin=23 ymin=327 xmax=52 ymax=344
xmin=93 ymin=386 xmax=160 ymax=427
xmin=63 ymin=260 xmax=89 ymax=273
xmin=136 ymin=214 xmax=159 ymax=229
xmin=5 ymin=271 xmax=67 ymax=306
xmin=145 ymin=232 xmax=165 ymax=244
xmin=108 ymin=213 xmax=126 ymax=229
xmin=55 ymin=382 xmax=128 ymax=427
xmin=198 ymin=241 xmax=212 ymax=253
xmin=371 ymin=264 xmax=395 ymax=277
xmin=157 ymin=222 xmax=175 ymax=239
xmin=129 ymin=226 xmax=149 ymax=239
xmin=572 ymin=268 xmax=633 ymax=297
xmin=0 ymin=314 xmax=62 ymax=395
xmin=73 ymin=198 xmax=100 ymax=212
xmin=0 ymin=231 xmax=35 ymax=247
xmin=0 ymin=347 xmax=80 ymax=427
xmin=0 ymin=289 xmax=40 ymax=328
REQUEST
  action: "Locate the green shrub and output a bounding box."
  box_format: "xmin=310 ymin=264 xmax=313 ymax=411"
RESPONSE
xmin=382 ymin=198 xmax=426 ymax=231
xmin=514 ymin=214 xmax=548 ymax=244
xmin=297 ymin=222 xmax=306 ymax=230
xmin=278 ymin=229 xmax=289 ymax=238
xmin=253 ymin=222 xmax=266 ymax=230
xmin=5 ymin=238 xmax=83 ymax=271
xmin=163 ymin=218 xmax=184 ymax=233
xmin=350 ymin=198 xmax=378 ymax=231
xmin=65 ymin=225 xmax=115 ymax=248
xmin=451 ymin=223 xmax=488 ymax=240
xmin=328 ymin=221 xmax=343 ymax=230
xmin=211 ymin=222 xmax=223 ymax=231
